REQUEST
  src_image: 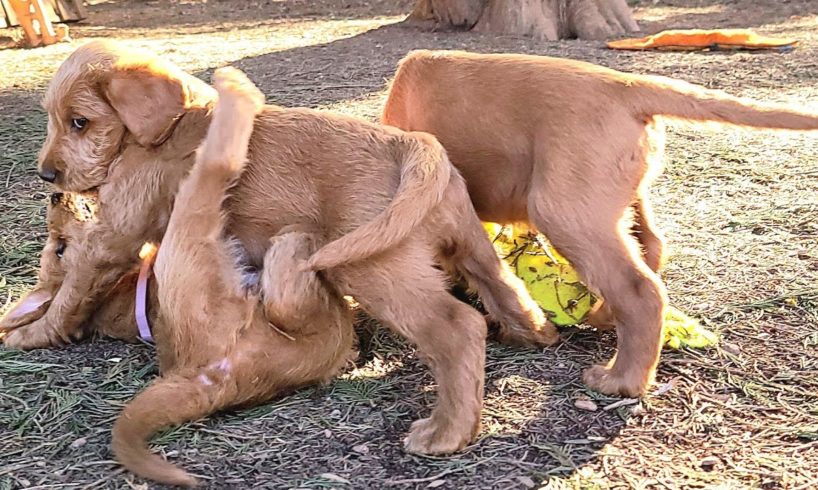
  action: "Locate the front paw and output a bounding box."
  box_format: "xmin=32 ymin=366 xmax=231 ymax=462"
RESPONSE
xmin=582 ymin=364 xmax=649 ymax=398
xmin=403 ymin=417 xmax=476 ymax=455
xmin=2 ymin=322 xmax=66 ymax=350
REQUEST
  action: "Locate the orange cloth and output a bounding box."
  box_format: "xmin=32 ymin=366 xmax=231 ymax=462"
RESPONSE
xmin=607 ymin=29 xmax=798 ymax=51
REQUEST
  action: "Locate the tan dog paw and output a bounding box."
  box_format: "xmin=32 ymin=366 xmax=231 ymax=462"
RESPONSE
xmin=2 ymin=323 xmax=65 ymax=350
xmin=403 ymin=417 xmax=476 ymax=455
xmin=582 ymin=365 xmax=649 ymax=398
xmin=488 ymin=313 xmax=560 ymax=348
xmin=212 ymin=66 xmax=265 ymax=116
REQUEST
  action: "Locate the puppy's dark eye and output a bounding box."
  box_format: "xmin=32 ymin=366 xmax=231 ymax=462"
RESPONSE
xmin=71 ymin=117 xmax=88 ymax=131
xmin=55 ymin=238 xmax=66 ymax=259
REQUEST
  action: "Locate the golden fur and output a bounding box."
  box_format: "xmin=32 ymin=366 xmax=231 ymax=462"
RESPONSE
xmin=1 ymin=41 xmax=554 ymax=460
xmin=16 ymin=69 xmax=355 ymax=486
xmin=382 ymin=49 xmax=818 ymax=397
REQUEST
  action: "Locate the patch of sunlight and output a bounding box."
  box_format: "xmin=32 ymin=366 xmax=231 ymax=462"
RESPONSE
xmin=481 ymin=374 xmax=550 ymax=436
xmin=637 ymin=5 xmax=725 ymax=23
xmin=0 ymin=16 xmax=404 ymax=93
xmin=342 ymin=354 xmax=402 ymax=380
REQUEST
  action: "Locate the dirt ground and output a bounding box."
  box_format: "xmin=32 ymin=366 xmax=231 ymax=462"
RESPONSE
xmin=1 ymin=0 xmax=817 ymax=488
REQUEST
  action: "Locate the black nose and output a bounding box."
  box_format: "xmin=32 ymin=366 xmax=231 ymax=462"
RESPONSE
xmin=39 ymin=168 xmax=57 ymax=183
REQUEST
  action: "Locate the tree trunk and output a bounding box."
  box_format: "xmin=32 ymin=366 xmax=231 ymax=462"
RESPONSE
xmin=408 ymin=0 xmax=639 ymax=40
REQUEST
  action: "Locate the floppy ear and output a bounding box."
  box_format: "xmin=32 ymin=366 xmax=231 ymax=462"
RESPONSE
xmin=0 ymin=289 xmax=53 ymax=331
xmin=103 ymin=63 xmax=189 ymax=147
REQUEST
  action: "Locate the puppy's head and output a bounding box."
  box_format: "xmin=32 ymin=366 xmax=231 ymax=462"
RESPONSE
xmin=0 ymin=192 xmax=141 ymax=341
xmin=0 ymin=192 xmax=97 ymax=330
xmin=39 ymin=40 xmax=216 ymax=192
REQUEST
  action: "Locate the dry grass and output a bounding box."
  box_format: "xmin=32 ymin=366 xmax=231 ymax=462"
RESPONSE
xmin=1 ymin=0 xmax=817 ymax=488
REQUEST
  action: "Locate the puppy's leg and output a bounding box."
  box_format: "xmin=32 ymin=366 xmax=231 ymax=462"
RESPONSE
xmin=153 ymin=67 xmax=263 ymax=354
xmin=331 ymin=244 xmax=486 ymax=455
xmin=435 ymin=175 xmax=558 ymax=347
xmin=258 ymin=231 xmax=356 ymax=380
xmin=632 ymin=194 xmax=665 ymax=274
xmin=529 ymin=145 xmax=666 ymax=398
xmin=260 ymin=231 xmax=331 ymax=333
xmin=114 ymin=68 xmax=267 ymax=485
xmin=587 ymin=121 xmax=666 ymax=331
xmin=2 ymin=262 xmax=126 ymax=349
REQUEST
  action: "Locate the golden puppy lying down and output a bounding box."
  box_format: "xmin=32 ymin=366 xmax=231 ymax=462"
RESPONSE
xmin=1 ymin=41 xmax=551 ymax=458
xmin=12 ymin=69 xmax=355 ymax=487
xmin=382 ymin=49 xmax=818 ymax=397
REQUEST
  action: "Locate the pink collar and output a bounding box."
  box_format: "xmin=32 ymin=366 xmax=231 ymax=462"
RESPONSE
xmin=135 ymin=243 xmax=158 ymax=343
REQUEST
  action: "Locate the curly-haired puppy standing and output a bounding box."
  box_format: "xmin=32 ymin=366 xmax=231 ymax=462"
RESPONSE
xmin=382 ymin=49 xmax=818 ymax=397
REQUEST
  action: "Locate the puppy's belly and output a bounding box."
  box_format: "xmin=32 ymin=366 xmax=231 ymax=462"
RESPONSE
xmin=458 ymin=157 xmax=532 ymax=223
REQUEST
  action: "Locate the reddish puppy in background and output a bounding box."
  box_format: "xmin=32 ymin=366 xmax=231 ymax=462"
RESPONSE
xmin=382 ymin=49 xmax=818 ymax=397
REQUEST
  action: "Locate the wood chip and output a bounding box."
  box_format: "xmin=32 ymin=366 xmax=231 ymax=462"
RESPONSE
xmin=320 ymin=473 xmax=351 ymax=484
xmin=69 ymin=437 xmax=87 ymax=449
xmin=574 ymin=399 xmax=598 ymax=411
xmin=603 ymin=398 xmax=639 ymax=411
xmin=517 ymin=476 xmax=536 ymax=488
xmin=721 ymin=342 xmax=741 ymax=356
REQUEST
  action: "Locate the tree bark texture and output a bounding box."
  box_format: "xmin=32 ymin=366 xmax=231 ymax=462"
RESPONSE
xmin=409 ymin=0 xmax=639 ymax=40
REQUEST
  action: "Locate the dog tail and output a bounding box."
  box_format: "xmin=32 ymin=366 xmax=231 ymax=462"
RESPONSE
xmin=304 ymin=132 xmax=452 ymax=271
xmin=112 ymin=373 xmax=229 ymax=487
xmin=630 ymin=74 xmax=818 ymax=130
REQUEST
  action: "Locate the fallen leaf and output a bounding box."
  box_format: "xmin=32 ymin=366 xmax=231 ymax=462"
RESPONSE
xmin=427 ymin=480 xmax=446 ymax=488
xmin=352 ymin=444 xmax=369 ymax=454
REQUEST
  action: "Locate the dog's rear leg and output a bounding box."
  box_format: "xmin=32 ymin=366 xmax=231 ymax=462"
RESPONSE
xmin=161 ymin=67 xmax=263 ymax=241
xmin=437 ymin=176 xmax=558 ymax=347
xmin=587 ymin=122 xmax=666 ymax=331
xmin=632 ymin=194 xmax=665 ymax=273
xmin=529 ymin=155 xmax=666 ymax=397
xmin=332 ymin=246 xmax=486 ymax=455
xmin=154 ymin=67 xmax=264 ymax=329
xmin=587 ymin=194 xmax=665 ymax=330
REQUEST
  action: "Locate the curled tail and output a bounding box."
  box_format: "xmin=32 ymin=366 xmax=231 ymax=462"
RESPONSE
xmin=630 ymin=74 xmax=818 ymax=130
xmin=305 ymin=132 xmax=452 ymax=271
xmin=112 ymin=374 xmax=226 ymax=487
